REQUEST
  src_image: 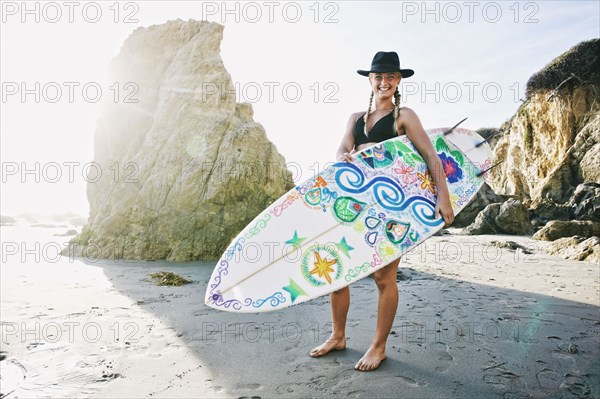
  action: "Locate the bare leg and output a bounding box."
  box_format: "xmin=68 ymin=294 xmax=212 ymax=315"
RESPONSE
xmin=309 ymin=286 xmax=349 ymax=357
xmin=355 ymin=259 xmax=400 ymax=371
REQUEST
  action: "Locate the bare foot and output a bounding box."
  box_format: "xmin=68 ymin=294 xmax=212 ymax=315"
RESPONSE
xmin=309 ymin=335 xmax=346 ymax=358
xmin=354 ymin=346 xmax=386 ymax=371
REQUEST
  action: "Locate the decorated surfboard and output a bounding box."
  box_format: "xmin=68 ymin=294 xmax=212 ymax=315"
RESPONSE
xmin=205 ymin=123 xmax=494 ymax=313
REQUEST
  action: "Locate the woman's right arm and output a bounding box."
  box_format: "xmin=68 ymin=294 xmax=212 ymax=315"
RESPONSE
xmin=336 ymin=113 xmax=359 ymax=162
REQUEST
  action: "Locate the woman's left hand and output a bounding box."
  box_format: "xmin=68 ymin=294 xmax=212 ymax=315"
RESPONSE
xmin=434 ymin=195 xmax=455 ymax=227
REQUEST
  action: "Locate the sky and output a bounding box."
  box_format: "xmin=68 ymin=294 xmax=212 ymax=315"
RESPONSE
xmin=1 ymin=0 xmax=599 ymax=218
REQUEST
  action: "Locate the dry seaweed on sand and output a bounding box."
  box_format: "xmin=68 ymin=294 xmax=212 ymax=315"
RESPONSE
xmin=486 ymin=240 xmax=533 ymax=254
xmin=148 ymin=271 xmax=193 ymax=286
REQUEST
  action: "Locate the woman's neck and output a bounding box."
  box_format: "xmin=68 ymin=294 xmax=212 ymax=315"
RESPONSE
xmin=373 ymin=98 xmax=394 ymax=111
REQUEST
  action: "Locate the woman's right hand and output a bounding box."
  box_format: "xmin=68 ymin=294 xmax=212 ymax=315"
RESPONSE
xmin=338 ymin=149 xmax=355 ymax=163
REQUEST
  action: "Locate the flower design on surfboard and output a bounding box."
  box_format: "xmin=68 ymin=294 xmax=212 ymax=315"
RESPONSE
xmin=439 ymin=152 xmax=463 ymax=183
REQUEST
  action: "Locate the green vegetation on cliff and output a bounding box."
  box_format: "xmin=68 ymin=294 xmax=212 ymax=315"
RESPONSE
xmin=526 ymin=38 xmax=600 ymax=98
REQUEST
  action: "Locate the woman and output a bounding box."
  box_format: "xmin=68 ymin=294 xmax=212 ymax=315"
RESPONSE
xmin=309 ymin=51 xmax=455 ymax=371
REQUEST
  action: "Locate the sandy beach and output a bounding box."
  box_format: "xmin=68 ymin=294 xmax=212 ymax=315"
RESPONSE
xmin=2 ymin=3 xmax=599 ymax=399
xmin=1 ymin=221 xmax=598 ymax=398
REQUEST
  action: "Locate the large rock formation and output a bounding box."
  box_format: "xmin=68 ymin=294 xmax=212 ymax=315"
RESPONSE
xmin=488 ymin=39 xmax=599 ymax=208
xmin=479 ymin=39 xmax=600 ymax=262
xmin=64 ymin=19 xmax=293 ymax=261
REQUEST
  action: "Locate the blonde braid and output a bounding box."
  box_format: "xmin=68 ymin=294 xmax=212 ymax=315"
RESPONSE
xmin=363 ymin=90 xmax=374 ymax=138
xmin=393 ymin=88 xmax=402 ymax=134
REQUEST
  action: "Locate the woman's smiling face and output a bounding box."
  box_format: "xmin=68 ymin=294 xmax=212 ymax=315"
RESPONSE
xmin=369 ymin=72 xmax=401 ymax=98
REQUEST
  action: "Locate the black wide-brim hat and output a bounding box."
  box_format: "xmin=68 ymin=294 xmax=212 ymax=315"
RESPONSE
xmin=357 ymin=51 xmax=414 ymax=78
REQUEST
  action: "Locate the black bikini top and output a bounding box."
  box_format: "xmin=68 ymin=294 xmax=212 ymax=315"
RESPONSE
xmin=353 ymin=111 xmax=397 ymax=148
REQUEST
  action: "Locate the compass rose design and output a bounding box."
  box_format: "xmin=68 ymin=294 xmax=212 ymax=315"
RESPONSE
xmin=300 ymin=244 xmax=343 ymax=287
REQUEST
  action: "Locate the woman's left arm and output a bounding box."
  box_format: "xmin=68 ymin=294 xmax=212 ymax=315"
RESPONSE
xmin=399 ymin=108 xmax=455 ymax=227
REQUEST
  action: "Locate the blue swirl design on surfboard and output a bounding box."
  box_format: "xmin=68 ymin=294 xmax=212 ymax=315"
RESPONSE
xmin=252 ymin=292 xmax=286 ymax=308
xmin=333 ymin=162 xmax=443 ymax=227
xmin=224 ymin=237 xmax=245 ymax=260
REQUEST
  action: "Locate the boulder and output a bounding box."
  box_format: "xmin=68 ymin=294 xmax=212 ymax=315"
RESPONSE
xmin=533 ymin=220 xmax=600 ymax=241
xmin=528 ymin=182 xmax=600 ymax=232
xmin=461 ymin=203 xmax=501 ymax=235
xmin=495 ymin=199 xmax=533 ymax=235
xmin=567 ymin=182 xmax=600 ymax=221
xmin=462 ymin=199 xmax=532 ymax=235
xmin=529 ymin=200 xmax=572 ymax=225
xmin=546 ymin=236 xmax=600 ymax=263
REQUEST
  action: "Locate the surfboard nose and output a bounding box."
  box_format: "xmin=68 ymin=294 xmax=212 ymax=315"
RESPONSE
xmin=204 ymin=289 xmax=220 ymax=309
xmin=204 ymin=288 xmax=241 ymax=312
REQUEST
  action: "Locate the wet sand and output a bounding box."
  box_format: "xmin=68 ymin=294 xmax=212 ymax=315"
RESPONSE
xmin=1 ymin=223 xmax=598 ymax=398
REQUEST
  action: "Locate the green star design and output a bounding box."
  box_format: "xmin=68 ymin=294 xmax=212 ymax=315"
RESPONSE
xmin=337 ymin=237 xmax=354 ymax=258
xmin=285 ymin=230 xmax=306 ymax=247
xmin=282 ymin=278 xmax=308 ymax=303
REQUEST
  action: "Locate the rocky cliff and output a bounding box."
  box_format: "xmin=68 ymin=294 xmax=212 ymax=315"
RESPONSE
xmin=64 ymin=19 xmax=294 ymax=261
xmin=480 ymin=39 xmax=599 ymax=262
xmin=488 ymin=39 xmax=599 ymax=206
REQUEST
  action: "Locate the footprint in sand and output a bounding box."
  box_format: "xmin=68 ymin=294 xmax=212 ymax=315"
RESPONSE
xmin=396 ymin=375 xmax=428 ymax=387
xmin=328 ymin=368 xmax=356 ymax=391
xmin=275 ymin=382 xmax=300 ymax=394
xmin=564 ymin=373 xmax=593 ymax=397
xmin=430 ymin=342 xmax=453 ymax=373
xmin=435 ymin=351 xmax=454 ymax=373
xmin=535 ymin=368 xmax=562 ymax=392
xmin=482 ymin=368 xmax=521 ymax=388
xmin=294 ymin=359 xmax=342 ymax=373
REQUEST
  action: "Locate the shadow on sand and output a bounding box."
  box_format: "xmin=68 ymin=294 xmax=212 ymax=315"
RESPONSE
xmin=94 ymin=255 xmax=600 ymax=399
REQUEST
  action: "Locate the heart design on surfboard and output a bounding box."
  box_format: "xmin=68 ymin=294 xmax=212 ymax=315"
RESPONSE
xmin=385 ymin=219 xmax=410 ymax=244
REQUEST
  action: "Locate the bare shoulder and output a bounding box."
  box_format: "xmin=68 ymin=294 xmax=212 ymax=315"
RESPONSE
xmin=343 ymin=112 xmax=362 ymax=129
xmin=396 ymin=107 xmax=425 ymax=137
xmin=396 ymin=106 xmax=421 ymax=126
xmin=350 ymin=111 xmax=366 ymax=122
xmin=398 ymin=106 xmax=418 ymax=119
